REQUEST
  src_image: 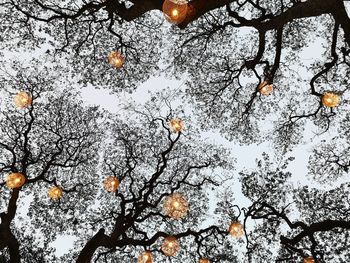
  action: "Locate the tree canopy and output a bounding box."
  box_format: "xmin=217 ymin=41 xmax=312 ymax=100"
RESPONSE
xmin=0 ymin=0 xmax=350 ymax=262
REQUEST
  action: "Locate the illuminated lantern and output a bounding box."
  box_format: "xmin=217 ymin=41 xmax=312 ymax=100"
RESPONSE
xmin=163 ymin=193 xmax=188 ymax=219
xmin=108 ymin=51 xmax=125 ymax=69
xmin=258 ymin=81 xmax=273 ymax=96
xmin=322 ymin=92 xmax=340 ymax=108
xmin=138 ymin=251 xmax=153 ymax=263
xmin=103 ymin=176 xmax=120 ymax=192
xmin=162 ymin=0 xmax=188 ymax=24
xmin=199 ymin=259 xmax=210 ymax=263
xmin=303 ymin=256 xmax=315 ymax=263
xmin=169 ymin=118 xmax=184 ymax=133
xmin=6 ymin=173 xmax=25 ymax=189
xmin=48 ymin=186 xmax=63 ymax=200
xmin=14 ymin=91 xmax=32 ymax=108
xmin=229 ymin=221 xmax=244 ymax=238
xmin=161 ymin=236 xmax=180 ymax=256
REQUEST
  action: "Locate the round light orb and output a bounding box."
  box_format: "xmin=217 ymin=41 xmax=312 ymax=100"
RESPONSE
xmin=6 ymin=173 xmax=26 ymax=189
xmin=48 ymin=186 xmax=63 ymax=200
xmin=228 ymin=221 xmax=244 ymax=238
xmin=162 ymin=0 xmax=188 ymax=24
xmin=103 ymin=176 xmax=120 ymax=192
xmin=108 ymin=51 xmax=125 ymax=69
xmin=161 ymin=236 xmax=180 ymax=257
xmin=169 ymin=118 xmax=184 ymax=133
xmin=322 ymin=92 xmax=340 ymax=108
xmin=138 ymin=251 xmax=153 ymax=263
xmin=258 ymin=81 xmax=273 ymax=96
xmin=163 ymin=193 xmax=188 ymax=219
xmin=303 ymin=256 xmax=315 ymax=263
xmin=14 ymin=91 xmax=32 ymax=108
xmin=199 ymin=258 xmax=210 ymax=263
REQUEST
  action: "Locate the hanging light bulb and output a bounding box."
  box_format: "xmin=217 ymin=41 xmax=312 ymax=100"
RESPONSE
xmin=228 ymin=221 xmax=244 ymax=238
xmin=163 ymin=193 xmax=189 ymax=219
xmin=199 ymin=258 xmax=210 ymax=263
xmin=14 ymin=91 xmax=32 ymax=108
xmin=138 ymin=251 xmax=153 ymax=263
xmin=108 ymin=51 xmax=125 ymax=69
xmin=303 ymin=256 xmax=315 ymax=263
xmin=161 ymin=236 xmax=180 ymax=256
xmin=103 ymin=176 xmax=120 ymax=192
xmin=48 ymin=186 xmax=63 ymax=200
xmin=258 ymin=81 xmax=273 ymax=96
xmin=169 ymin=118 xmax=184 ymax=133
xmin=6 ymin=173 xmax=26 ymax=189
xmin=322 ymin=92 xmax=340 ymax=108
xmin=162 ymin=0 xmax=188 ymax=24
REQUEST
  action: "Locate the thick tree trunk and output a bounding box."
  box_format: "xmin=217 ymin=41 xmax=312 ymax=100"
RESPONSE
xmin=332 ymin=0 xmax=350 ymax=46
xmin=0 ymin=227 xmax=21 ymax=263
xmin=8 ymin=234 xmax=21 ymax=263
xmin=76 ymin=229 xmax=111 ymax=263
xmin=0 ymin=189 xmax=21 ymax=262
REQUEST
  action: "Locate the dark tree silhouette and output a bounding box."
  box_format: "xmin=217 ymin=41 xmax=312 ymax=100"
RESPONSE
xmin=1 ymin=0 xmax=349 ymax=147
xmin=169 ymin=0 xmax=350 ymax=146
xmin=62 ymin=97 xmax=236 ymax=262
xmin=0 ymin=67 xmax=238 ymax=262
xmin=0 ymin=63 xmax=102 ymax=262
xmin=237 ymin=153 xmax=350 ymax=262
xmin=0 ymin=1 xmax=350 ymax=263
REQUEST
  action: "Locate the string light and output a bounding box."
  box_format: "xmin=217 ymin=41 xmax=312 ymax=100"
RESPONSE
xmin=169 ymin=118 xmax=184 ymax=133
xmin=322 ymin=92 xmax=340 ymax=108
xmin=108 ymin=51 xmax=125 ymax=69
xmin=103 ymin=176 xmax=120 ymax=192
xmin=228 ymin=221 xmax=244 ymax=238
xmin=258 ymin=81 xmax=273 ymax=96
xmin=199 ymin=258 xmax=210 ymax=263
xmin=14 ymin=91 xmax=32 ymax=108
xmin=162 ymin=0 xmax=188 ymax=24
xmin=303 ymin=256 xmax=315 ymax=263
xmin=6 ymin=173 xmax=25 ymax=189
xmin=138 ymin=251 xmax=153 ymax=263
xmin=48 ymin=186 xmax=63 ymax=200
xmin=163 ymin=193 xmax=188 ymax=219
xmin=161 ymin=236 xmax=180 ymax=256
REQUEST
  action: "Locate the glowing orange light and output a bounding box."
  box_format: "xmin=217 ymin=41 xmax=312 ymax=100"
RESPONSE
xmin=6 ymin=173 xmax=26 ymax=189
xmin=303 ymin=256 xmax=315 ymax=263
xmin=103 ymin=176 xmax=120 ymax=192
xmin=162 ymin=0 xmax=188 ymax=24
xmin=138 ymin=251 xmax=153 ymax=263
xmin=169 ymin=118 xmax=184 ymax=133
xmin=228 ymin=221 xmax=244 ymax=238
xmin=322 ymin=92 xmax=340 ymax=108
xmin=258 ymin=81 xmax=273 ymax=95
xmin=48 ymin=186 xmax=63 ymax=200
xmin=14 ymin=91 xmax=32 ymax=108
xmin=172 ymin=9 xmax=179 ymax=17
xmin=161 ymin=236 xmax=180 ymax=256
xmin=108 ymin=51 xmax=125 ymax=69
xmin=199 ymin=259 xmax=210 ymax=263
xmin=163 ymin=193 xmax=188 ymax=219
